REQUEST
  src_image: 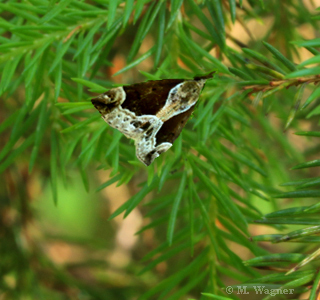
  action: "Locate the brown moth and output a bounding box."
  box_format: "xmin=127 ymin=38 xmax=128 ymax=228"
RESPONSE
xmin=91 ymin=73 xmax=213 ymax=166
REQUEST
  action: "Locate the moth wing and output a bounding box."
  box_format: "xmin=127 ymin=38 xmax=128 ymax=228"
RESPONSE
xmin=91 ymin=74 xmax=213 ymax=166
xmin=135 ymin=107 xmax=195 ymax=166
xmin=155 ymin=106 xmax=195 ymax=146
xmin=121 ymin=79 xmax=185 ymax=116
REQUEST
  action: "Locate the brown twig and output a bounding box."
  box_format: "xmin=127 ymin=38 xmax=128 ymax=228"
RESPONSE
xmin=243 ymin=75 xmax=320 ymax=97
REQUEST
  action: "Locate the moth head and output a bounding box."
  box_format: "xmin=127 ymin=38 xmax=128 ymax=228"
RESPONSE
xmin=91 ymin=87 xmax=126 ymax=114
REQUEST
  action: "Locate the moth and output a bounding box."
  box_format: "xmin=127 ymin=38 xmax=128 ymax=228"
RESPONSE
xmin=91 ymin=73 xmax=213 ymax=166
